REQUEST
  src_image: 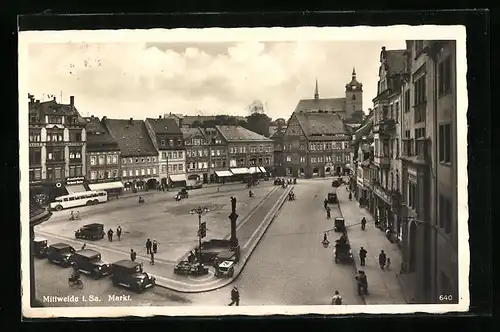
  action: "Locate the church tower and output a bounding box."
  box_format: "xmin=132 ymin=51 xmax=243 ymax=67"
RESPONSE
xmin=314 ymin=78 xmax=319 ymax=100
xmin=345 ymin=67 xmax=363 ymax=120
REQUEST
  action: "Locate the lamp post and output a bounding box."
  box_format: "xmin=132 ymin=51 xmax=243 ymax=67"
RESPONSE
xmin=190 ymin=206 xmax=210 ymax=265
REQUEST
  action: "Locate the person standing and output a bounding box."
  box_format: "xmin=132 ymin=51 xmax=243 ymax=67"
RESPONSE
xmin=116 ymin=226 xmax=122 ymax=241
xmin=228 ymin=286 xmax=240 ymax=306
xmin=150 ymin=251 xmax=155 ymax=265
xmin=386 ymin=257 xmax=391 ymax=270
xmin=107 ymin=229 xmax=114 ymax=242
xmin=361 ymin=217 xmax=367 ymax=230
xmin=332 ymin=290 xmax=343 ymax=305
xmin=130 ymin=249 xmax=137 ymax=262
xmin=378 ymin=250 xmax=387 ymax=270
xmin=145 ymin=239 xmax=152 ymax=254
xmin=152 ymin=240 xmax=158 ymax=254
xmin=359 ymin=247 xmax=367 ymax=266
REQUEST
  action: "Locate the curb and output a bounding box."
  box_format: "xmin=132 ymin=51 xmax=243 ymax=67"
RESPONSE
xmin=155 ymin=186 xmax=292 ymax=293
xmin=335 ymin=195 xmax=367 ymax=305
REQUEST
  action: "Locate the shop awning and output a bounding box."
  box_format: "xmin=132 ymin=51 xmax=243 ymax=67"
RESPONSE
xmin=230 ymin=168 xmax=249 ymax=175
xmin=88 ymin=181 xmax=124 ymax=191
xmin=169 ymin=174 xmax=187 ymax=182
xmin=215 ymin=170 xmax=233 ymax=177
xmin=259 ymin=167 xmax=267 ymax=173
xmin=65 ymin=184 xmax=86 ymax=194
xmin=248 ymin=167 xmax=260 ymax=174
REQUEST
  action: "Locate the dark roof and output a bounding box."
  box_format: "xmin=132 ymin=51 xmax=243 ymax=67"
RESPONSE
xmin=385 ymin=50 xmax=406 ymax=76
xmin=180 ymin=127 xmax=206 ymax=140
xmin=112 ymin=259 xmax=140 ymax=269
xmin=293 ymin=98 xmax=346 ymax=114
xmin=103 ymin=119 xmax=158 ymax=157
xmin=295 ymin=112 xmax=350 ymax=138
xmin=50 ymin=243 xmax=73 ymax=249
xmin=75 ymin=249 xmax=100 ymax=257
xmin=84 ymin=117 xmax=119 ymax=151
xmin=182 ymin=115 xmax=216 ymax=126
xmin=29 ymin=99 xmax=86 ymax=125
xmin=30 ymin=198 xmax=52 ymax=226
xmin=145 ymin=118 xmax=182 ymax=135
xmin=216 ymin=125 xmax=272 ymax=142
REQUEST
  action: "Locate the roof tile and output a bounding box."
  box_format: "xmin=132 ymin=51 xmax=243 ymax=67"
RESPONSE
xmin=103 ymin=119 xmax=158 ymax=157
xmin=295 ymin=112 xmax=350 ymax=138
xmin=216 ymin=125 xmax=272 ymax=142
xmin=294 ymin=98 xmax=346 ymax=114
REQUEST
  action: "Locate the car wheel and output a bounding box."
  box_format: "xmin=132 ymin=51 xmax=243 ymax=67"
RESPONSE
xmin=86 ymin=201 xmax=93 ymax=206
xmin=55 ymin=205 xmax=63 ymax=211
xmin=91 ymin=270 xmax=100 ymax=279
xmin=93 ymin=199 xmax=99 ymax=204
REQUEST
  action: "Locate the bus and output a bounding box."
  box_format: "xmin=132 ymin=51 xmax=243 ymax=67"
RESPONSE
xmin=50 ymin=191 xmax=108 ymax=211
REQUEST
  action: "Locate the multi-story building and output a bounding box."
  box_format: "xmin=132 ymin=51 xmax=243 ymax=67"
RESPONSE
xmin=215 ymin=125 xmax=273 ymax=177
xmin=283 ymin=111 xmax=351 ymax=178
xmin=204 ymin=127 xmax=230 ymax=183
xmin=370 ymin=46 xmax=406 ymax=237
xmin=398 ymin=40 xmax=458 ymax=303
xmin=28 ymin=95 xmax=87 ymax=203
xmin=102 ymin=117 xmax=159 ymax=192
xmin=182 ymin=127 xmax=211 ymax=183
xmin=145 ymin=117 xmax=185 ymax=188
xmin=270 ymin=130 xmax=285 ymax=177
xmin=84 ymin=116 xmax=123 ymax=196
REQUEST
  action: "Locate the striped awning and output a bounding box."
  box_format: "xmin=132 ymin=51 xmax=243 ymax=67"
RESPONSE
xmin=169 ymin=174 xmax=187 ymax=182
xmin=259 ymin=167 xmax=267 ymax=173
xmin=248 ymin=167 xmax=261 ymax=174
xmin=215 ymin=170 xmax=232 ymax=177
xmin=230 ymin=168 xmax=249 ymax=175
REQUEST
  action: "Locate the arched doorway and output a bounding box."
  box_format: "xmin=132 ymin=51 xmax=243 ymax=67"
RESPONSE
xmin=299 ymin=168 xmax=305 ymax=177
xmin=312 ymin=167 xmax=319 ymax=176
xmin=161 ymin=177 xmax=168 ymax=188
xmin=409 ymin=221 xmax=417 ymax=272
xmin=325 ymin=167 xmax=331 ymax=174
xmin=147 ymin=179 xmax=157 ymax=189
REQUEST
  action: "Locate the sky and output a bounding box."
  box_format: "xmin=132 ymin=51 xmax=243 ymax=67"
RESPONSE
xmin=27 ymin=40 xmax=407 ymax=121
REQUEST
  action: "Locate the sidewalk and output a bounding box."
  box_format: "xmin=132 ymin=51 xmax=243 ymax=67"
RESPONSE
xmin=336 ymin=185 xmax=407 ymax=304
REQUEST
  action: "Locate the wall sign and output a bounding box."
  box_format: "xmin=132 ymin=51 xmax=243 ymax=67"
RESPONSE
xmin=66 ymin=176 xmax=85 ymax=185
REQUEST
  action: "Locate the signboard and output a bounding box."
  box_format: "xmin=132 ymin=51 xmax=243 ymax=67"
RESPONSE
xmin=89 ymin=177 xmax=121 ymax=184
xmin=66 ymin=176 xmax=85 ymax=185
xmin=373 ymin=186 xmax=391 ymax=204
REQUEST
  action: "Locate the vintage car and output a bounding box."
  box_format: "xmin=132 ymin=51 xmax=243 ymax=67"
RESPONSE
xmin=75 ymin=223 xmax=105 ymax=240
xmin=334 ymin=217 xmax=346 ymax=232
xmin=174 ymin=260 xmax=209 ymax=276
xmin=334 ymin=242 xmax=354 ymax=264
xmin=213 ymin=250 xmax=239 ymax=267
xmin=33 ymin=237 xmax=48 ymax=258
xmin=174 ymin=188 xmax=189 ymax=201
xmin=72 ymin=249 xmax=112 ymax=279
xmin=214 ymin=260 xmax=235 ymax=278
xmin=110 ymin=260 xmax=155 ymax=293
xmin=327 ymin=192 xmax=338 ymax=204
xmin=47 ymin=243 xmax=76 ymax=267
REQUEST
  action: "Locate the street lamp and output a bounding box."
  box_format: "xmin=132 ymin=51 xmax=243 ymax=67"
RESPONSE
xmin=190 ymin=206 xmax=210 ymax=265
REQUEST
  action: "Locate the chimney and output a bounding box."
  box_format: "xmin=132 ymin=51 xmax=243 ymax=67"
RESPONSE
xmin=129 ymin=117 xmax=133 ymax=124
xmin=159 ymin=115 xmax=162 ymax=119
xmin=70 ymin=96 xmax=74 ymax=106
xmin=91 ymin=115 xmax=94 ymax=118
xmin=102 ymin=116 xmax=107 ymax=121
xmin=53 ymin=96 xmax=56 ymax=101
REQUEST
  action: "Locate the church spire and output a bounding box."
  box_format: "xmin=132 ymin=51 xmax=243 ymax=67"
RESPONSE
xmin=352 ymin=67 xmax=356 ymax=80
xmin=314 ymin=78 xmax=319 ymax=100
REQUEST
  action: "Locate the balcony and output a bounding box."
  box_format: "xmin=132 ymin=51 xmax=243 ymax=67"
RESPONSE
xmin=46 ymin=158 xmax=65 ymax=165
xmin=374 ymin=155 xmax=390 ymax=169
xmin=378 ymin=118 xmax=396 ymax=137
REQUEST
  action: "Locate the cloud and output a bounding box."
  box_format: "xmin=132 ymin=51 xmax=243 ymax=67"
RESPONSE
xmin=27 ymin=39 xmax=406 ymax=120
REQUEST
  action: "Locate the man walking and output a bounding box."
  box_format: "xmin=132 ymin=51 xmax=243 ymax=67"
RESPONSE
xmin=359 ymin=247 xmax=367 ymax=266
xmin=130 ymin=249 xmax=137 ymax=262
xmin=107 ymin=228 xmax=114 ymax=242
xmin=117 ymin=226 xmax=122 ymax=241
xmin=228 ymin=286 xmax=240 ymax=306
xmin=145 ymin=239 xmax=152 ymax=255
xmin=378 ymin=250 xmax=387 ymax=270
xmin=361 ymin=217 xmax=367 ymax=230
xmin=152 ymin=240 xmax=158 ymax=254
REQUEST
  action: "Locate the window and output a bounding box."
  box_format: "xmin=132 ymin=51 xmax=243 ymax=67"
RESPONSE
xmin=211 ymin=149 xmax=215 ymax=157
xmin=172 ymin=152 xmax=177 ymax=159
xmin=217 ymin=149 xmax=221 ymax=156
xmin=162 ymin=152 xmax=167 ymax=159
xmin=129 ymin=170 xmax=133 ymax=176
xmin=439 ymin=123 xmax=452 ymax=163
xmin=408 ymin=181 xmax=417 ymax=210
xmin=395 ymin=102 xmax=400 ymax=122
xmin=286 ymin=156 xmax=292 ymax=162
xmin=29 ymin=132 xmax=41 ymax=142
xmin=203 ymin=150 xmax=208 ymax=157
xmin=439 ymin=195 xmax=452 ymax=233
xmin=122 ymin=170 xmax=127 ymax=177
xmin=390 ymin=104 xmax=394 ymax=119
xmin=141 ymin=169 xmax=145 ymax=175
xmin=415 ymin=40 xmax=424 ymax=54
xmin=161 ymin=140 xmax=165 ymax=146
xmin=135 ymin=169 xmax=139 ymax=176
xmin=404 ymin=89 xmax=410 ymax=112
xmin=198 ymin=150 xmax=203 ymax=157
xmin=179 ymin=164 xmax=183 ymax=171
xmin=129 ymin=158 xmax=133 ymax=164
xmin=90 ymin=171 xmax=97 ymax=180
xmin=396 ymin=138 xmax=400 ymax=158
xmin=173 ymin=164 xmax=177 ymax=171
xmin=106 ymin=155 xmax=113 ymax=164
xmin=141 ymin=158 xmax=145 ymax=163
xmin=413 ymin=74 xmax=427 ymax=123
xmin=29 ymin=149 xmax=42 ymax=165
xmin=69 ymin=149 xmax=81 ymax=161
xmin=152 ymin=157 xmax=156 ymax=162
xmin=153 ymin=168 xmax=157 ymax=175
xmin=414 ymin=128 xmax=426 ymax=156
xmin=97 ymin=155 xmax=104 ymax=165
xmin=439 ymin=57 xmax=452 ymax=96
xmin=169 ymin=139 xmax=174 ymax=146
xmin=147 ymin=168 xmax=151 ymax=175
xmin=168 ymin=165 xmax=172 ymax=172
xmin=147 ymin=157 xmax=150 ymax=162
xmin=168 ymin=152 xmax=172 ymax=159
xmin=98 ymin=170 xmax=105 ymax=179
xmin=112 ymin=155 xmax=118 ymax=164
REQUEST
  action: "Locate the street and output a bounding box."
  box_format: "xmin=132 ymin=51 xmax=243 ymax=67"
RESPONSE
xmin=34 ymin=179 xmax=364 ymax=306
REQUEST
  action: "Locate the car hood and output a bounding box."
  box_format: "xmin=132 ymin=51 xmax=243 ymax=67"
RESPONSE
xmin=62 ymin=252 xmax=73 ymax=258
xmin=92 ymin=260 xmax=110 ymax=267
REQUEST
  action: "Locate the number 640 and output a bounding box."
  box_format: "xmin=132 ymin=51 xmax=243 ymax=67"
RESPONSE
xmin=439 ymin=295 xmax=452 ymax=301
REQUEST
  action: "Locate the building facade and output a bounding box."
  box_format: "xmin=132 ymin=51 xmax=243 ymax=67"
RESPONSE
xmin=103 ymin=118 xmax=159 ymax=192
xmin=283 ymin=111 xmax=351 ymax=178
xmin=399 ymin=40 xmax=458 ymax=303
xmin=182 ymin=127 xmax=211 ymax=183
xmin=216 ymin=125 xmax=273 ymax=176
xmin=205 ymin=127 xmax=230 ymax=183
xmin=84 ymin=116 xmax=123 ymax=196
xmin=145 ymin=117 xmax=185 ymax=188
xmin=271 ymin=130 xmax=285 ymax=177
xmin=28 ymin=95 xmax=87 ymax=204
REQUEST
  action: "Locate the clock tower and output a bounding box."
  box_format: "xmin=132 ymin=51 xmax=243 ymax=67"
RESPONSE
xmin=345 ymin=67 xmax=363 ymax=120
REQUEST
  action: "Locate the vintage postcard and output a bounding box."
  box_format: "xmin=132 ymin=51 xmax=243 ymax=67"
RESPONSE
xmin=19 ymin=25 xmax=469 ymax=318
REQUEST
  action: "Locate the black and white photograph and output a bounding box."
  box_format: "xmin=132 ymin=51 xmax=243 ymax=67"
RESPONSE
xmin=19 ymin=26 xmax=469 ymax=317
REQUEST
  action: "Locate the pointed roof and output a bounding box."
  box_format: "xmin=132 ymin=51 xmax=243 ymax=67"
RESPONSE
xmin=314 ymin=79 xmax=319 ymax=100
xmin=294 ymin=112 xmax=349 ymax=140
xmin=215 ymin=125 xmax=272 ymax=142
xmin=346 ymin=66 xmax=363 ymax=89
xmin=102 ymin=118 xmax=158 ymax=157
xmin=180 ymin=127 xmax=207 ymax=140
xmin=84 ymin=116 xmax=120 ymax=151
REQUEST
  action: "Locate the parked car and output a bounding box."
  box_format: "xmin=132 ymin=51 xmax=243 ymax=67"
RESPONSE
xmin=213 ymin=250 xmax=238 ymax=267
xmin=72 ymin=249 xmax=111 ymax=279
xmin=47 ymin=243 xmax=76 ymax=267
xmin=110 ymin=260 xmax=155 ymax=293
xmin=33 ymin=237 xmax=48 ymax=258
xmin=327 ymin=192 xmax=338 ymax=203
xmin=75 ymin=223 xmax=105 ymax=240
xmin=334 ymin=217 xmax=346 ymax=232
xmin=214 ymin=260 xmax=235 ymax=278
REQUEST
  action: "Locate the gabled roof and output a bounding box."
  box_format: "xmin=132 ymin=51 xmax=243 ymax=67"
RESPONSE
xmin=385 ymin=50 xmax=406 ymax=76
xmin=84 ymin=117 xmax=119 ymax=150
xmin=180 ymin=127 xmax=206 ymax=140
xmin=102 ymin=119 xmax=158 ymax=157
xmin=216 ymin=125 xmax=272 ymax=142
xmin=294 ymin=112 xmax=349 ymax=138
xmin=145 ymin=118 xmax=182 ymax=135
xmin=29 ymin=99 xmax=86 ymax=125
xmin=293 ymin=98 xmax=346 ymax=114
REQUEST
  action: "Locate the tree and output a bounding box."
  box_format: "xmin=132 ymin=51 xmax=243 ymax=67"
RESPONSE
xmin=274 ymin=118 xmax=287 ymax=133
xmin=244 ymin=112 xmax=271 ymax=137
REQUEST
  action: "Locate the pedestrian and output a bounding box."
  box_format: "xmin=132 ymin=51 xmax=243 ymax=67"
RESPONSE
xmin=81 ymin=243 xmax=86 ymax=250
xmin=323 ymin=233 xmax=328 ymax=243
xmin=152 ymin=240 xmax=158 ymax=254
xmin=378 ymin=250 xmax=387 ymax=270
xmin=116 ymin=226 xmax=122 ymax=241
xmin=359 ymin=247 xmax=367 ymax=266
xmin=146 ymin=238 xmax=152 ymax=254
xmin=76 ymin=211 xmax=80 ymax=219
xmin=107 ymin=229 xmax=114 ymax=242
xmin=324 ymin=198 xmax=328 ymax=209
xmin=386 ymin=257 xmax=391 ymax=271
xmin=228 ymin=286 xmax=240 ymax=306
xmin=349 ymin=192 xmax=352 ymax=201
xmin=361 ymin=217 xmax=367 ymax=230
xmin=130 ymin=249 xmax=137 ymax=262
xmin=150 ymin=251 xmax=155 ymax=265
xmin=332 ymin=290 xmax=343 ymax=305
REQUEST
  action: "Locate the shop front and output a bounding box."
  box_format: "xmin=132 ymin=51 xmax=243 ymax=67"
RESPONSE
xmin=214 ymin=170 xmax=232 ymax=183
xmin=87 ymin=177 xmax=124 ymax=197
xmin=65 ymin=176 xmax=87 ymax=194
xmin=169 ymin=174 xmax=187 ymax=188
xmin=372 ymin=184 xmax=394 ymax=233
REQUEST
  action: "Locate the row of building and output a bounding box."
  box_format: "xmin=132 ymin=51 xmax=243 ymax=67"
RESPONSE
xmin=348 ymin=41 xmax=458 ymax=303
xmin=28 ymin=95 xmax=274 ymax=202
